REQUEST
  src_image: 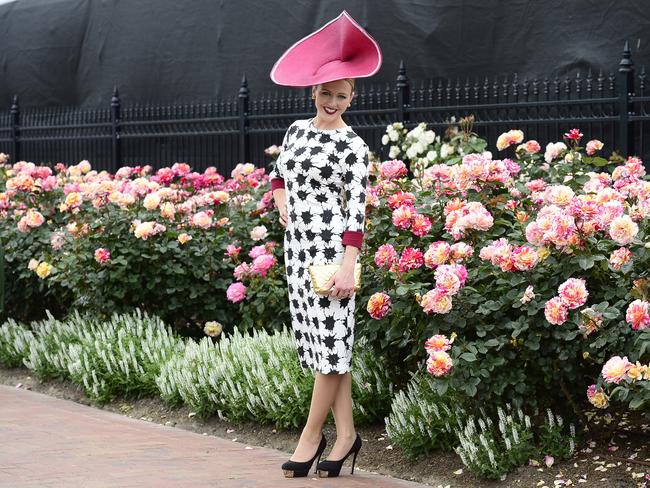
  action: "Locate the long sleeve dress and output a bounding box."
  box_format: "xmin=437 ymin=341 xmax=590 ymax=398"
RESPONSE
xmin=269 ymin=117 xmax=369 ymax=374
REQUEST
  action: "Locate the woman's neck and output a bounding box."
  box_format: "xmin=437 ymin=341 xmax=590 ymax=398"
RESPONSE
xmin=312 ymin=115 xmax=348 ymax=130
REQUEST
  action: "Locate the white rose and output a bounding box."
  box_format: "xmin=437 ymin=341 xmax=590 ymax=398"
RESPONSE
xmin=408 ymin=126 xmax=422 ymax=140
xmin=389 ymin=145 xmax=400 ymax=158
xmin=440 ymin=144 xmax=454 ymax=158
xmin=423 ymin=130 xmax=436 ymax=145
xmin=544 ymin=142 xmax=567 ymax=164
xmin=250 ymin=225 xmax=268 ymax=241
xmin=381 ymin=134 xmax=389 ymax=145
xmin=406 ymin=146 xmax=419 ymax=159
xmin=427 ymin=150 xmax=437 ymax=162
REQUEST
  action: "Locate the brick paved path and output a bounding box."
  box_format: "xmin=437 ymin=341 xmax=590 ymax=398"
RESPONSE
xmin=0 ymin=385 xmax=431 ymax=488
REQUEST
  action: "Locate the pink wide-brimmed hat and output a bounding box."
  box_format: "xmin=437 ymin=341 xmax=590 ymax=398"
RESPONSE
xmin=270 ymin=10 xmax=383 ymax=87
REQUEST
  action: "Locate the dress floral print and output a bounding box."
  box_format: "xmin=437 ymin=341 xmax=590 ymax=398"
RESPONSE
xmin=269 ymin=117 xmax=369 ymax=374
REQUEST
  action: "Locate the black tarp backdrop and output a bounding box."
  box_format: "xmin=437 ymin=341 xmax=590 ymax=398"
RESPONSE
xmin=0 ymin=0 xmax=648 ymax=109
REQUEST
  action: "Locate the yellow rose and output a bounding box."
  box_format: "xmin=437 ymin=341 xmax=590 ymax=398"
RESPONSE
xmin=143 ymin=193 xmax=161 ymax=210
xmin=65 ymin=192 xmax=82 ymax=207
xmin=203 ymin=321 xmax=223 ymax=337
xmin=627 ymin=362 xmax=644 ymax=381
xmin=35 ymin=261 xmax=52 ymax=278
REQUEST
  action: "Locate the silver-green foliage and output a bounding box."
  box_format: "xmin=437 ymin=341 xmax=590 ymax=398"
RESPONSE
xmin=454 ymin=404 xmax=533 ymax=479
xmin=452 ymin=403 xmax=577 ymax=480
xmin=1 ymin=308 xmax=184 ymax=403
xmin=0 ymin=318 xmax=35 ymax=367
xmin=1 ymin=309 xmax=392 ymax=428
xmin=22 ymin=310 xmax=85 ymax=380
xmin=65 ymin=308 xmax=185 ymax=403
xmin=385 ymin=371 xmax=466 ymax=458
xmin=156 ymin=327 xmax=393 ymax=429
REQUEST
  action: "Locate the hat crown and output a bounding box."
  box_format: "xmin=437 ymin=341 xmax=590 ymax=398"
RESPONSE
xmin=270 ymin=10 xmax=383 ymax=87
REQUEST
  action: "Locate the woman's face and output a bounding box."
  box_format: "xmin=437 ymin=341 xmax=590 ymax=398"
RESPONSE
xmin=312 ymin=80 xmax=354 ymax=121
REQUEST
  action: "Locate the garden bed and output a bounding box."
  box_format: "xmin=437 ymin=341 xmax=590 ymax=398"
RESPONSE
xmin=1 ymin=364 xmax=646 ymax=488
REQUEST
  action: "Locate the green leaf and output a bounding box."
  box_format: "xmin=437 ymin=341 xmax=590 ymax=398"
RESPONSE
xmin=460 ymin=352 xmax=477 ymax=362
xmin=396 ymin=286 xmax=409 ymax=296
xmin=629 ymin=397 xmax=645 ymax=410
xmin=590 ymin=157 xmax=610 ymax=167
xmin=577 ymin=255 xmax=594 ymax=270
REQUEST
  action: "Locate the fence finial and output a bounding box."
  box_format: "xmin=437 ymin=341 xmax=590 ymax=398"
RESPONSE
xmin=239 ymin=74 xmax=249 ymax=98
xmin=397 ymin=60 xmax=407 ymax=81
xmin=619 ymin=41 xmax=634 ymax=72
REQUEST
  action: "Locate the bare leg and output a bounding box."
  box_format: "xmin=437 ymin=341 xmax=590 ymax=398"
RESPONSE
xmin=290 ymin=372 xmax=343 ymax=461
xmin=327 ymin=371 xmax=357 ymax=460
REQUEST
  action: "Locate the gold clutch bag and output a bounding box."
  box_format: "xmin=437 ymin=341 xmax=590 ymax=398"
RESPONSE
xmin=308 ymin=262 xmax=362 ymax=296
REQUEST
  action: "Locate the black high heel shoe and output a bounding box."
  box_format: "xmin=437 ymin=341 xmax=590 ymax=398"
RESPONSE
xmin=316 ymin=432 xmax=362 ymax=478
xmin=281 ymin=434 xmax=327 ymax=478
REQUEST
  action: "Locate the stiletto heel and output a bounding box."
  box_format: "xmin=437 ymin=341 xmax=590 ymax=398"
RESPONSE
xmin=316 ymin=433 xmax=362 ymax=477
xmin=281 ymin=434 xmax=327 ymax=478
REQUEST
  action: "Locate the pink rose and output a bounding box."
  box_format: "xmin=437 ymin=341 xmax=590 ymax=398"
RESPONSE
xmin=226 ymin=282 xmax=247 ymax=303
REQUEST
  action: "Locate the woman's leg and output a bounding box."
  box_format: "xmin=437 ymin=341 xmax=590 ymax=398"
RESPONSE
xmin=327 ymin=371 xmax=357 ymax=460
xmin=290 ymin=372 xmax=343 ymax=461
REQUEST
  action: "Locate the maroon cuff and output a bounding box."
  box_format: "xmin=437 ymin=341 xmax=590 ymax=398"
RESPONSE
xmin=270 ymin=177 xmax=285 ymax=190
xmin=342 ymin=230 xmax=364 ymax=248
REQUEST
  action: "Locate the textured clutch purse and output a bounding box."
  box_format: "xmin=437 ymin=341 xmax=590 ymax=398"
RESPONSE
xmin=309 ymin=262 xmax=362 ymax=296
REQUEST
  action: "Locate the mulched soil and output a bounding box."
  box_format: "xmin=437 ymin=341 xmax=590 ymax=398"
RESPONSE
xmin=1 ymin=365 xmax=648 ymax=488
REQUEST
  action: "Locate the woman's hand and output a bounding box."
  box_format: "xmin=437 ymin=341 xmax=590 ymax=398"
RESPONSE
xmin=278 ymin=203 xmax=288 ymax=227
xmin=324 ymin=264 xmax=356 ymax=299
xmin=273 ymin=189 xmax=288 ymax=228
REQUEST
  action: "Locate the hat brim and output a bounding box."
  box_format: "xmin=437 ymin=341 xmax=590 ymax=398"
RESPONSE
xmin=270 ymin=10 xmax=383 ymax=87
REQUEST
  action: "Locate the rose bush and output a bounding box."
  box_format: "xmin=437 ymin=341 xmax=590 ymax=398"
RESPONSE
xmin=1 ymin=119 xmax=648 ymax=419
xmin=0 ymin=158 xmax=289 ymax=335
xmin=355 ymin=121 xmax=649 ymax=417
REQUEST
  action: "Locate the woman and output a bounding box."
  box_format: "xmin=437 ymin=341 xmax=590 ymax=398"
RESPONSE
xmin=267 ymin=10 xmax=382 ymax=479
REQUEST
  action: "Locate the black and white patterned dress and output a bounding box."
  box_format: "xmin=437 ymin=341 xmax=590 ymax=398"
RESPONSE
xmin=269 ymin=117 xmax=369 ymax=374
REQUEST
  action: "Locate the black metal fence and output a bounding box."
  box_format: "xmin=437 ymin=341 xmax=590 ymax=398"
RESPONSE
xmin=0 ymin=43 xmax=648 ymax=175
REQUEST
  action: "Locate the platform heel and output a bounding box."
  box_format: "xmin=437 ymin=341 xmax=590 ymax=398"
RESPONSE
xmin=281 ymin=434 xmax=327 ymax=478
xmin=316 ymin=432 xmax=362 ymax=478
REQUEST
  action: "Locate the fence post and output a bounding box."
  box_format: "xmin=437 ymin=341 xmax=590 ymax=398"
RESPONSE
xmin=10 ymin=95 xmax=19 ymax=164
xmin=238 ymin=74 xmax=250 ymax=164
xmin=111 ymin=86 xmax=121 ymax=173
xmin=396 ymin=60 xmax=410 ymax=124
xmin=618 ymin=41 xmax=635 ymax=158
xmin=396 ymin=60 xmax=412 ymax=176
